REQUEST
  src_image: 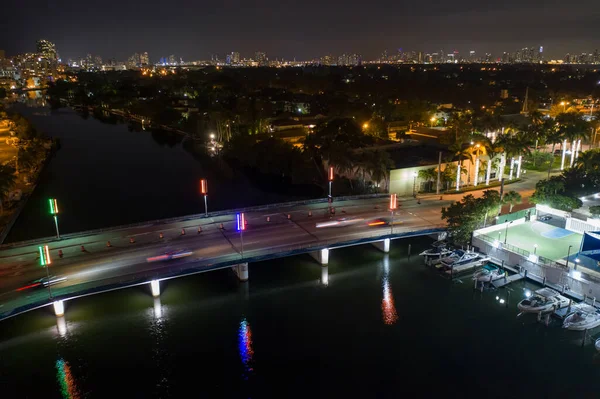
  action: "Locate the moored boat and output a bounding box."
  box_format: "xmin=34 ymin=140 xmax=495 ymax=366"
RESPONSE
xmin=517 ymin=288 xmax=571 ymax=313
xmin=562 ymin=304 xmax=600 ymax=331
xmin=473 ymin=264 xmax=506 ymax=282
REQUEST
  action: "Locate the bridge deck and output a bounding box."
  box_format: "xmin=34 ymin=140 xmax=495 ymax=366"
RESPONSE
xmin=0 ymin=196 xmax=445 ymax=321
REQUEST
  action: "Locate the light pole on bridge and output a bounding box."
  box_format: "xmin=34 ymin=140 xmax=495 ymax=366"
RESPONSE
xmin=38 ymin=245 xmax=53 ymax=299
xmin=49 ymin=198 xmax=60 ymax=239
xmin=200 ymin=179 xmax=208 ymax=217
xmin=389 ymin=194 xmax=397 ymax=235
xmin=237 ymin=212 xmax=246 ymax=258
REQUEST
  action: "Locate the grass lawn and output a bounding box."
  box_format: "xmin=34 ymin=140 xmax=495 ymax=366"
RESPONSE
xmin=485 ymin=221 xmax=582 ymax=261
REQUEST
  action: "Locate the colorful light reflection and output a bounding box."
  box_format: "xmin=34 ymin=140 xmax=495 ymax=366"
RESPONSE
xmin=238 ymin=318 xmax=254 ymax=378
xmin=56 ymin=359 xmax=80 ymax=399
xmin=381 ymin=278 xmax=398 ymax=325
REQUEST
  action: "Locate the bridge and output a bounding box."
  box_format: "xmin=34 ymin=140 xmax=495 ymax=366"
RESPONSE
xmin=0 ymin=195 xmax=445 ymax=322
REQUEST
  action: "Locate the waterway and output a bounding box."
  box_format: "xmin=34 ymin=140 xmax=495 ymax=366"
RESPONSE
xmin=1 ymin=238 xmax=600 ymax=398
xmin=5 ymin=97 xmax=306 ymax=242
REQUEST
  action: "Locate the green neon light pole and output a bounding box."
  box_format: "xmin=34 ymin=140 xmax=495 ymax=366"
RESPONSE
xmin=49 ymin=198 xmax=60 ymax=239
xmin=39 ymin=245 xmax=53 ymax=299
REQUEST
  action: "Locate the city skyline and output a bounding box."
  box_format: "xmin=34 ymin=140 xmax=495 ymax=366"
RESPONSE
xmin=2 ymin=0 xmax=599 ymax=61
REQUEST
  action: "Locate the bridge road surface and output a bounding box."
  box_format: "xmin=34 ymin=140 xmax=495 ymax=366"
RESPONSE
xmin=0 ymin=196 xmax=445 ymax=320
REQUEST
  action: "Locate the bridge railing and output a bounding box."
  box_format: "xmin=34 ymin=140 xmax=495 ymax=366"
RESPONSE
xmin=1 ymin=193 xmax=389 ymax=249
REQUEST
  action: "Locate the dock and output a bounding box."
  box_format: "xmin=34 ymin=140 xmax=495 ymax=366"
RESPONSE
xmin=491 ymin=273 xmax=525 ymax=288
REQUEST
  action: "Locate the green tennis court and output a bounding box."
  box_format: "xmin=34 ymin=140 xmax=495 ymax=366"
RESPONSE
xmin=484 ymin=221 xmax=583 ymax=261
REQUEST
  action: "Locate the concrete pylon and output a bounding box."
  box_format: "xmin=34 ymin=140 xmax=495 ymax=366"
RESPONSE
xmin=151 ymin=280 xmax=160 ymax=297
xmin=233 ymin=263 xmax=249 ymax=281
xmin=309 ymin=248 xmax=329 ymax=265
xmin=372 ymin=238 xmax=390 ymax=253
xmin=53 ymin=300 xmax=65 ymax=317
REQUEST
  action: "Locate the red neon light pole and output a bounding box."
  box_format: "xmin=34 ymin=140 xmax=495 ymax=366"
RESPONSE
xmin=200 ymin=179 xmax=208 ymax=217
xmin=328 ymin=166 xmax=334 ymax=200
xmin=389 ymin=194 xmax=398 ymax=235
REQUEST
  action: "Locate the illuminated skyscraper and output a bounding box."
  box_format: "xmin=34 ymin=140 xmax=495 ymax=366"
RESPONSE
xmin=140 ymin=52 xmax=149 ymax=66
xmin=255 ymin=51 xmax=267 ymax=66
xmin=36 ymin=39 xmax=57 ymax=61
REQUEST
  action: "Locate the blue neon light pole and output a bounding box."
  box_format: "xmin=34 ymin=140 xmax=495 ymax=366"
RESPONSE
xmin=237 ymin=213 xmax=246 ymax=258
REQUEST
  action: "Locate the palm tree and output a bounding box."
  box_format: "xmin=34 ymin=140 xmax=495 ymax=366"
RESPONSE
xmin=575 ymin=149 xmax=600 ymax=173
xmin=418 ymin=167 xmax=436 ymax=192
xmin=502 ymin=190 xmax=522 ymax=213
xmin=365 ymin=150 xmax=394 ymax=191
xmin=0 ymin=165 xmax=16 ymax=215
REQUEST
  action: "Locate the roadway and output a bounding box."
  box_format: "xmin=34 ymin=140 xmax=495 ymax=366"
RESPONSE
xmin=0 ymin=196 xmax=445 ymax=319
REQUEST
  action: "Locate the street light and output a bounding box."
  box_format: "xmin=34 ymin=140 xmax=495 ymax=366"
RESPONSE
xmin=566 ymin=245 xmax=573 ymax=269
xmin=412 ymin=172 xmax=418 ymax=198
xmin=237 ymin=213 xmax=246 ymax=258
xmin=362 ymin=123 xmax=369 ymax=129
xmin=48 ymin=198 xmax=60 ymax=239
xmin=200 ymin=179 xmax=208 ymax=217
xmin=389 ymin=194 xmax=397 ymax=235
xmin=38 ymin=245 xmax=53 ymax=299
xmin=328 ymin=166 xmax=334 ymax=203
xmin=504 ymin=220 xmax=513 ymax=244
xmin=430 ymin=117 xmax=436 ymax=127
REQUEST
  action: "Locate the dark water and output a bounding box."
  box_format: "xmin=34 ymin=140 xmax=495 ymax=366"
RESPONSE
xmin=1 ymin=238 xmax=600 ymax=398
xmin=5 ymin=104 xmax=303 ymax=242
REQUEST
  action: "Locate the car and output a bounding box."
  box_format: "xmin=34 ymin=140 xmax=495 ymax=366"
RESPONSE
xmin=146 ymin=249 xmax=193 ymax=262
xmin=366 ymin=218 xmax=403 ymax=227
xmin=315 ymin=217 xmax=364 ymax=229
xmin=539 ymin=215 xmax=553 ymax=221
xmin=17 ymin=276 xmax=67 ymax=291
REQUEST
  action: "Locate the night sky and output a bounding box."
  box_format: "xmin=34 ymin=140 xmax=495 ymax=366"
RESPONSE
xmin=2 ymin=0 xmax=599 ymax=61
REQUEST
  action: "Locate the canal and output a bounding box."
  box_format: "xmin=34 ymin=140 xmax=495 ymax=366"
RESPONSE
xmin=1 ymin=238 xmax=599 ymax=398
xmin=5 ymin=99 xmax=308 ymax=242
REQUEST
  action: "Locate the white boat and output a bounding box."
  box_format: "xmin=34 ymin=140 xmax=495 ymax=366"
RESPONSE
xmin=517 ymin=288 xmax=571 ymax=313
xmin=562 ymin=304 xmax=600 ymax=331
xmin=473 ymin=264 xmax=506 ymax=282
xmin=419 ymin=247 xmax=453 ymax=257
xmin=439 ymin=250 xmax=489 ymax=273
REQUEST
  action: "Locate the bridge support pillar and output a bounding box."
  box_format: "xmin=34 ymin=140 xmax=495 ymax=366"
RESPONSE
xmin=151 ymin=280 xmax=160 ymax=297
xmin=372 ymin=238 xmax=390 ymax=253
xmin=321 ymin=265 xmax=329 ymax=286
xmin=233 ymin=263 xmax=249 ymax=282
xmin=309 ymin=248 xmax=329 ymax=265
xmin=53 ymin=300 xmax=65 ymax=317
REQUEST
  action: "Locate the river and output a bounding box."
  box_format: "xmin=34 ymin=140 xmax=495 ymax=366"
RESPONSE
xmin=1 ymin=238 xmax=600 ymax=398
xmin=2 ymin=96 xmax=600 ymax=398
xmin=5 ymin=97 xmax=306 ymax=243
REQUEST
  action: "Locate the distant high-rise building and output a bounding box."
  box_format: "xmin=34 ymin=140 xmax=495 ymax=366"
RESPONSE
xmin=593 ymin=50 xmax=599 ymax=64
xmin=0 ymin=50 xmax=5 ymax=60
xmin=94 ymin=56 xmax=102 ymax=67
xmin=140 ymin=52 xmax=149 ymax=66
xmin=36 ymin=39 xmax=57 ymax=61
xmin=127 ymin=53 xmax=140 ymax=69
xmin=320 ymin=55 xmax=334 ymax=66
xmin=255 ymin=51 xmax=267 ymax=66
xmin=168 ymin=54 xmax=176 ymax=65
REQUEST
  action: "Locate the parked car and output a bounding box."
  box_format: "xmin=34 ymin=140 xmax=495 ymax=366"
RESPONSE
xmin=539 ymin=215 xmax=553 ymax=221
